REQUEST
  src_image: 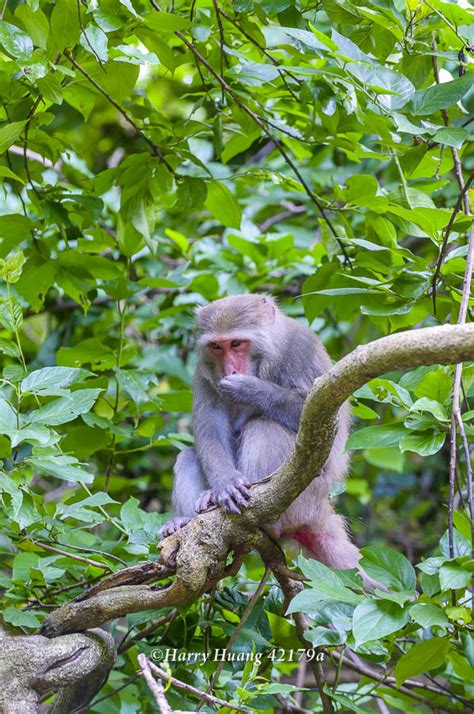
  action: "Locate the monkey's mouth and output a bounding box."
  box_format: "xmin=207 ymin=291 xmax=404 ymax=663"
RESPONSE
xmin=45 ymin=645 xmax=89 ymax=671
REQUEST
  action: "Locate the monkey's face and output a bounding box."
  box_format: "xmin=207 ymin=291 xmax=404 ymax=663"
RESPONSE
xmin=207 ymin=338 xmax=253 ymax=377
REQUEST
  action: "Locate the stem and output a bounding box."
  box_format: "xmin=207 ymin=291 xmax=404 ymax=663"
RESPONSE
xmin=64 ymin=51 xmax=174 ymax=173
xmin=392 ymin=152 xmax=412 ymax=209
xmin=6 ymin=282 xmax=27 ymax=371
xmin=105 ymin=299 xmax=127 ymax=491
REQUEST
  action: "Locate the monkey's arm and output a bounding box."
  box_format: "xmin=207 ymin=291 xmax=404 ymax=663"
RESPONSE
xmin=193 ymin=377 xmax=251 ymax=514
xmin=219 ymin=374 xmax=306 ymax=432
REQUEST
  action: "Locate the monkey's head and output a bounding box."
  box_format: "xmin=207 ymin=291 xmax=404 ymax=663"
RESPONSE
xmin=196 ymin=294 xmax=281 ymax=381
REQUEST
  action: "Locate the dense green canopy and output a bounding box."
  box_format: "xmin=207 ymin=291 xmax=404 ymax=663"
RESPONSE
xmin=0 ymin=0 xmax=473 ymax=711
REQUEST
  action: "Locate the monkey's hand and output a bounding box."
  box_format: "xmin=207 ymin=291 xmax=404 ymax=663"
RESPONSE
xmin=205 ymin=476 xmax=252 ymax=515
xmin=219 ymin=374 xmax=268 ymax=407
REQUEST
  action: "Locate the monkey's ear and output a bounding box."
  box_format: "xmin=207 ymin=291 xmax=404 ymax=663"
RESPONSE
xmin=261 ymin=296 xmax=276 ymax=323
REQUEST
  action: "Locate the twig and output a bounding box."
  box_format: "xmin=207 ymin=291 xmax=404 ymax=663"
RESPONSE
xmin=218 ymin=6 xmax=302 ymax=100
xmin=172 ymin=30 xmax=350 ymax=265
xmin=31 ymin=540 xmax=113 ymax=571
xmin=0 ymin=0 xmax=8 ymax=20
xmin=258 ymin=203 xmax=306 ymax=231
xmin=147 ymin=660 xmax=251 ymax=712
xmin=212 ymin=0 xmax=226 ymax=104
xmin=138 ymin=654 xmax=173 ymax=714
xmin=76 ymin=0 xmax=104 ymax=66
xmin=63 ymin=50 xmax=174 ymax=173
xmin=54 ymin=540 xmax=128 ymax=566
xmin=73 ymin=674 xmax=141 ymax=713
xmin=450 ymin=223 xmax=474 ymax=608
xmin=431 ymin=36 xmax=469 ymax=213
xmin=430 ymin=173 xmax=473 ymax=313
xmin=118 ymin=610 xmax=177 ymax=653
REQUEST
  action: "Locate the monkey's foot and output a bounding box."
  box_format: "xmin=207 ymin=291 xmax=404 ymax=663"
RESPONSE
xmin=158 ymin=516 xmax=191 ymax=540
xmin=196 ymin=489 xmax=216 ymax=513
xmin=217 ymin=478 xmax=252 ymax=515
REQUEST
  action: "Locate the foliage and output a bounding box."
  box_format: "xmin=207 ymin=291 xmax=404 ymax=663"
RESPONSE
xmin=0 ymin=0 xmax=473 ymax=710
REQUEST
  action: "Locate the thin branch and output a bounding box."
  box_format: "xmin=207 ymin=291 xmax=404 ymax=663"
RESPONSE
xmin=212 ymin=0 xmax=226 ymax=104
xmin=258 ymin=203 xmax=306 ymax=232
xmin=147 ymin=660 xmax=251 ymax=712
xmin=431 ymin=36 xmax=469 ymax=213
xmin=63 ymin=50 xmax=174 ymax=173
xmin=430 ymin=173 xmax=473 ymax=312
xmin=218 ymin=6 xmax=302 ymax=100
xmin=32 ymin=540 xmax=113 ymax=571
xmin=76 ymin=0 xmax=104 ymax=66
xmin=118 ymin=610 xmax=177 ymax=653
xmin=138 ymin=654 xmax=173 ymax=714
xmin=450 ymin=223 xmax=474 ymax=607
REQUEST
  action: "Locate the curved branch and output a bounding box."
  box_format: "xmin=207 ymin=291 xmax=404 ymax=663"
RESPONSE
xmin=41 ymin=323 xmax=474 ymax=636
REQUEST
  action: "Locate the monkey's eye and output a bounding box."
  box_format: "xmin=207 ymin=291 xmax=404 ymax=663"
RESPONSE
xmin=209 ymin=342 xmax=222 ymax=351
xmin=230 ymin=340 xmax=242 ymax=348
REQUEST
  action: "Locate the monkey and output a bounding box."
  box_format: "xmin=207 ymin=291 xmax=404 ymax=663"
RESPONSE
xmin=159 ymin=294 xmax=364 ymax=576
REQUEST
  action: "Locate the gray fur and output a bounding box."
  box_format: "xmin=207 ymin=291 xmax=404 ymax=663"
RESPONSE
xmin=161 ymin=294 xmax=361 ymax=573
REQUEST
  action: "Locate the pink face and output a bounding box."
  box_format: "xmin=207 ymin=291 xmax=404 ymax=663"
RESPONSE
xmin=207 ymin=338 xmax=252 ymax=376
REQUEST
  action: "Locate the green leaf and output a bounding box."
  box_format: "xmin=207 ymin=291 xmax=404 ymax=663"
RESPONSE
xmin=410 ymin=397 xmax=448 ymax=422
xmin=2 ymin=607 xmax=41 ymax=628
xmin=394 ymin=637 xmax=449 ymax=686
xmin=346 ymin=424 xmax=406 ymax=450
xmin=410 ymin=75 xmax=473 ymax=115
xmin=0 ymin=398 xmax=17 ymax=431
xmin=360 ymin=546 xmax=417 ymax=591
xmin=28 ymin=389 xmax=102 ymax=425
xmin=0 ymin=251 xmax=25 ymax=283
xmin=439 ymin=563 xmax=471 ymax=591
xmin=399 ymin=432 xmax=445 ymax=456
xmin=15 ymin=5 xmax=49 ymax=49
xmin=143 ymin=11 xmax=191 ymax=32
xmin=0 ymin=21 xmax=34 ymax=57
xmin=409 ymin=603 xmax=449 ymax=628
xmin=431 ymin=127 xmax=468 ymax=148
xmin=0 ymin=121 xmax=26 ymax=154
xmin=353 ymin=599 xmax=410 ymax=645
xmin=80 ymin=24 xmax=108 ymax=62
xmin=21 ymin=366 xmax=93 ymax=396
xmin=205 ymin=181 xmax=242 ymax=229
xmin=30 ymin=454 xmax=94 ymax=483
xmin=48 ymin=0 xmax=81 ymax=51
xmin=0 ymin=166 xmax=25 ymax=184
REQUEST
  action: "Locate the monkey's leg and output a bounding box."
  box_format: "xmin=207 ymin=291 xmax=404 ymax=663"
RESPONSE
xmin=159 ymin=448 xmax=208 ymax=538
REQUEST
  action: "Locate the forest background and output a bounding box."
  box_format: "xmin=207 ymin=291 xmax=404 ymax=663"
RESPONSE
xmin=0 ymin=0 xmax=473 ymax=711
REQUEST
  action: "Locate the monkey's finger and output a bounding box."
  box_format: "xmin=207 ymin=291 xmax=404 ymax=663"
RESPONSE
xmin=231 ymin=488 xmax=251 ymax=508
xmin=236 ymin=481 xmax=251 ymax=496
xmin=221 ymin=497 xmax=242 ymax=515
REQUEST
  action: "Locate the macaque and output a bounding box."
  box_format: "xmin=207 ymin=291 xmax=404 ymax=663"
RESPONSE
xmin=160 ymin=294 xmax=363 ymax=575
